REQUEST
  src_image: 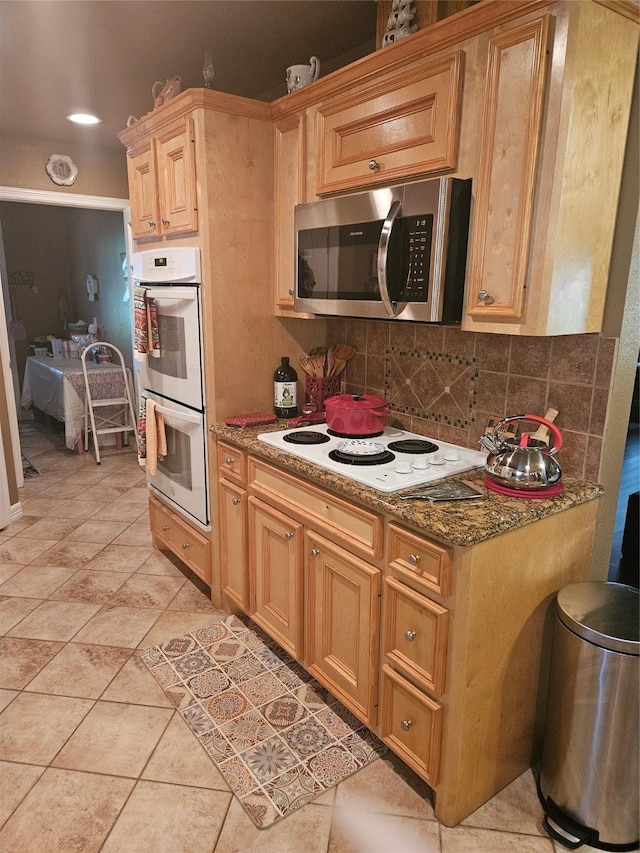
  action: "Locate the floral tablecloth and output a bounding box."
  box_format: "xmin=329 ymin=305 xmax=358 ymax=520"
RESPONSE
xmin=20 ymin=356 xmax=129 ymax=450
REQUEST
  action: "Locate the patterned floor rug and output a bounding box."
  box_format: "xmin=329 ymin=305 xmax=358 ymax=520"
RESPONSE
xmin=21 ymin=455 xmax=40 ymax=478
xmin=140 ymin=613 xmax=386 ymax=829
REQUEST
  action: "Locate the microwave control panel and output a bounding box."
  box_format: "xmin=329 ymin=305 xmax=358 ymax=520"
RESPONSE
xmin=404 ymin=214 xmax=433 ymax=302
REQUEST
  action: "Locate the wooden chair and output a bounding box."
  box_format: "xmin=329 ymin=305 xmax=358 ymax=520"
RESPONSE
xmin=81 ymin=342 xmax=138 ymax=464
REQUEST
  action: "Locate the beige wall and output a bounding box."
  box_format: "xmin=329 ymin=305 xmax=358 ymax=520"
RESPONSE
xmin=0 ymin=132 xmax=128 ymax=198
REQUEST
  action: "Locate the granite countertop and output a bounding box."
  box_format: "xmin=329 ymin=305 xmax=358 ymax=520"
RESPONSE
xmin=212 ymin=421 xmax=604 ymax=547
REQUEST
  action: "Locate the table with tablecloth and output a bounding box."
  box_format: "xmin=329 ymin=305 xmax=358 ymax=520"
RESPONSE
xmin=20 ymin=356 xmax=129 ymax=451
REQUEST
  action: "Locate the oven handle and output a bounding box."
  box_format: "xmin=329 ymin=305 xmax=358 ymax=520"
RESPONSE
xmin=377 ymin=200 xmax=405 ymax=318
xmin=142 ymin=287 xmax=196 ymax=301
xmin=153 ymin=403 xmax=202 ymax=424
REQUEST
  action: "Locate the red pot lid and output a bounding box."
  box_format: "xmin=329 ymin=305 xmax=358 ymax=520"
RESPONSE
xmin=325 ymin=393 xmax=388 ymax=410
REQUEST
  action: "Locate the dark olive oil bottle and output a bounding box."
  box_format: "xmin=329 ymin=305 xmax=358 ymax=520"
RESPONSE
xmin=274 ymin=356 xmax=298 ymax=418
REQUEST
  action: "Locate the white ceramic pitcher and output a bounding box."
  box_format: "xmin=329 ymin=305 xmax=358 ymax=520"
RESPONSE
xmin=286 ymin=57 xmax=320 ymax=92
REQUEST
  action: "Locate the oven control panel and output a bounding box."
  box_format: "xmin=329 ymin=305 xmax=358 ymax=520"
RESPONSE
xmin=132 ymin=247 xmax=201 ymax=284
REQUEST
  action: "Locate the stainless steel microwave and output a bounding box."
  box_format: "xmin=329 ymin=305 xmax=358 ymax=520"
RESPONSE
xmin=294 ymin=177 xmax=472 ymax=322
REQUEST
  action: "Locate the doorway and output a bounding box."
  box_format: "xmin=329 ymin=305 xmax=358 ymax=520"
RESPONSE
xmin=0 ymin=186 xmax=131 ymax=488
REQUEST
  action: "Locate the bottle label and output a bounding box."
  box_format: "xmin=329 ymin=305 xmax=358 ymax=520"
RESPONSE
xmin=274 ymin=381 xmax=297 ymax=409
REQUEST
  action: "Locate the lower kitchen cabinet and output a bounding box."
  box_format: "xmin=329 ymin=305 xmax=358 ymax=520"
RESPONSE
xmin=305 ymin=531 xmax=380 ymax=727
xmin=248 ymin=495 xmax=304 ymax=660
xmin=149 ymin=494 xmax=211 ymax=584
xmin=218 ymin=478 xmax=248 ymax=611
xmin=380 ymin=664 xmax=443 ymax=787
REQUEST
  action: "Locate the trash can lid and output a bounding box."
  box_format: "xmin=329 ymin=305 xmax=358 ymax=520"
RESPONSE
xmin=556 ymin=582 xmax=639 ymax=654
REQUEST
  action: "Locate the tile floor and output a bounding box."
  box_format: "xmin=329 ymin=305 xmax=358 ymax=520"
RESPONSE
xmin=0 ymin=420 xmax=591 ymax=852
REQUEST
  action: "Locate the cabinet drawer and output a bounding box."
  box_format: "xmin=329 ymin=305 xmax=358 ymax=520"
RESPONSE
xmin=387 ymin=523 xmax=451 ymax=598
xmin=384 ymin=577 xmax=448 ymax=696
xmin=150 ymin=496 xmax=211 ymax=583
xmin=217 ymin=441 xmax=248 ymax=484
xmin=380 ymin=664 xmax=443 ymax=787
xmin=249 ymin=457 xmax=383 ymax=561
xmin=316 ymin=51 xmax=463 ymax=195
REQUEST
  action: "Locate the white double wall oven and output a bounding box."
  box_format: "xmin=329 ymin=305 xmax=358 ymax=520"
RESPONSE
xmin=132 ymin=247 xmax=209 ymax=528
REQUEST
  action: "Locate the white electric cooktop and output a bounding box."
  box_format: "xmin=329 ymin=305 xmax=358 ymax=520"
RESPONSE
xmin=257 ymin=424 xmax=486 ymax=493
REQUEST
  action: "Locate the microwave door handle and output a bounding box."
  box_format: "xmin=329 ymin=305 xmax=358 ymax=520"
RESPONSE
xmin=377 ymin=200 xmax=403 ymax=318
xmin=153 ymin=404 xmax=201 ymax=425
xmin=141 ymin=287 xmax=196 ymax=301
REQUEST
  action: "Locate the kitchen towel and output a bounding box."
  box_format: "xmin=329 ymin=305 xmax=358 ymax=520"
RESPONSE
xmin=133 ymin=286 xmax=161 ymax=361
xmin=138 ymin=395 xmax=167 ymax=473
xmin=140 ymin=613 xmax=385 ymax=829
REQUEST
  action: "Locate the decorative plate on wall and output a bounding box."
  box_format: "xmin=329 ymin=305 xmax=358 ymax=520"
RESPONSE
xmin=45 ymin=154 xmax=78 ymax=186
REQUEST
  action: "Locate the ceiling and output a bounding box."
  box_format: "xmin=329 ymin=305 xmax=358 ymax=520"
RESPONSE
xmin=0 ymin=0 xmax=378 ymax=152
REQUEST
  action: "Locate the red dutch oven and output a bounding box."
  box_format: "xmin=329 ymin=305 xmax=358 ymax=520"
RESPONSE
xmin=324 ymin=393 xmax=390 ymax=436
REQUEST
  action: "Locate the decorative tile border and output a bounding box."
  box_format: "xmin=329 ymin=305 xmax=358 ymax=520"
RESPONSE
xmin=383 ymin=347 xmax=478 ymax=429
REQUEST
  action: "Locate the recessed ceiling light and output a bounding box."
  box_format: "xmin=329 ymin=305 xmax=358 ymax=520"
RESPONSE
xmin=66 ymin=113 xmax=102 ymax=125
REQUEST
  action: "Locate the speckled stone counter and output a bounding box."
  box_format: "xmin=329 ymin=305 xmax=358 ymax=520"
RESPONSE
xmin=212 ymin=421 xmax=604 ymax=547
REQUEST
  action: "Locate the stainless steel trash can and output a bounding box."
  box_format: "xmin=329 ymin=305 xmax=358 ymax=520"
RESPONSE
xmin=538 ymin=582 xmax=639 ymax=850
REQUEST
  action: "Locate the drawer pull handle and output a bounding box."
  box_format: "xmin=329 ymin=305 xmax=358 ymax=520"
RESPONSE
xmin=284 ymin=532 xmax=294 ymax=540
xmin=181 ymin=542 xmax=190 ymax=550
xmin=408 ymin=553 xmax=421 ymax=565
xmin=369 ymin=159 xmax=380 ymax=172
xmin=401 ymin=719 xmax=413 ymax=731
xmin=310 ymin=547 xmax=320 ymax=557
xmin=404 ymin=629 xmax=417 ymax=642
xmin=232 ymin=497 xmax=241 ymax=506
xmin=162 ymin=525 xmax=169 ymax=532
xmin=225 ymin=456 xmax=234 ymax=465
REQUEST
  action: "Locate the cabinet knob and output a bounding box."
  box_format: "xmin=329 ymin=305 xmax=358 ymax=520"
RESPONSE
xmin=401 ymin=719 xmax=413 ymax=731
xmin=408 ymin=553 xmax=421 ymax=565
xmin=161 ymin=217 xmax=170 ymax=227
xmin=232 ymin=497 xmax=241 ymax=506
xmin=368 ymin=159 xmax=381 ymax=172
xmin=225 ymin=456 xmax=234 ymax=465
xmin=284 ymin=531 xmax=294 ymax=540
xmin=477 ymin=289 xmax=495 ymax=305
xmin=288 ymin=288 xmax=294 ymax=296
xmin=162 ymin=525 xmax=169 ymax=532
xmin=310 ymin=547 xmax=320 ymax=557
xmin=181 ymin=542 xmax=190 ymax=550
xmin=404 ymin=629 xmax=417 ymax=642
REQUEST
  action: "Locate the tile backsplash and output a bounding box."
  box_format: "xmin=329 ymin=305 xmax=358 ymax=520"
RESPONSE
xmin=327 ymin=319 xmax=616 ymax=482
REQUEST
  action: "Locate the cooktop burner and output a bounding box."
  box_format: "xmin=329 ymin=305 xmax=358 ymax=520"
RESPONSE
xmin=283 ymin=431 xmax=331 ymax=445
xmin=327 ymin=428 xmax=384 ymax=439
xmin=329 ymin=449 xmax=396 ymax=466
xmin=387 ymin=438 xmax=439 ymax=454
xmin=257 ymin=424 xmax=487 ymax=493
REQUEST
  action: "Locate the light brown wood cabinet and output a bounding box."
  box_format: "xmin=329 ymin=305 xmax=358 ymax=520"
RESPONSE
xmin=248 ymin=495 xmax=304 ymax=660
xmin=213 ymin=438 xmax=598 ymax=826
xmin=124 ymin=115 xmax=198 ymax=241
xmin=274 ymin=112 xmax=307 ymax=314
xmin=315 ymin=51 xmax=464 ymax=196
xmin=306 ymin=530 xmax=381 ymax=727
xmin=218 ymin=478 xmax=248 ymax=611
xmin=149 ymin=494 xmax=211 ymax=583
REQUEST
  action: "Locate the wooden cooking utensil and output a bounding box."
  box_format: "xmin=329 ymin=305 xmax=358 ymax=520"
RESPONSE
xmin=298 ymin=353 xmax=318 ymax=377
xmin=334 ymin=344 xmax=356 ymax=362
xmin=326 ymin=346 xmax=336 ymax=377
xmin=531 ymin=407 xmax=559 ymax=444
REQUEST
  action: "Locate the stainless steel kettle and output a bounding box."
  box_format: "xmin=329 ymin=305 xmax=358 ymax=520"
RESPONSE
xmin=482 ymin=414 xmax=563 ymax=490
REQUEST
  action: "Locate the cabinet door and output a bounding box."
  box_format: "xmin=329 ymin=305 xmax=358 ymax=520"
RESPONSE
xmin=465 ymin=16 xmax=551 ymax=320
xmin=218 ymin=478 xmax=248 ymax=611
xmin=305 ymin=531 xmax=380 ymax=726
xmin=156 ymin=116 xmax=198 ymax=237
xmin=127 ymin=143 xmax=161 ymax=240
xmin=316 ymin=51 xmax=463 ymax=196
xmin=248 ymin=496 xmax=304 ymax=659
xmin=274 ymin=113 xmax=307 ymax=313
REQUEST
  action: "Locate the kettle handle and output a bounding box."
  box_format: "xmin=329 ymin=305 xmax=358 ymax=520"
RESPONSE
xmin=309 ymin=56 xmax=320 ymax=81
xmin=494 ymin=414 xmax=563 ymax=451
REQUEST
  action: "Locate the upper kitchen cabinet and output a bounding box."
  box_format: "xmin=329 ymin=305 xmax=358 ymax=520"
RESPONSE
xmin=315 ymin=51 xmax=464 ymax=196
xmin=463 ymin=0 xmax=638 ymax=335
xmin=119 ymin=114 xmax=198 ymax=241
